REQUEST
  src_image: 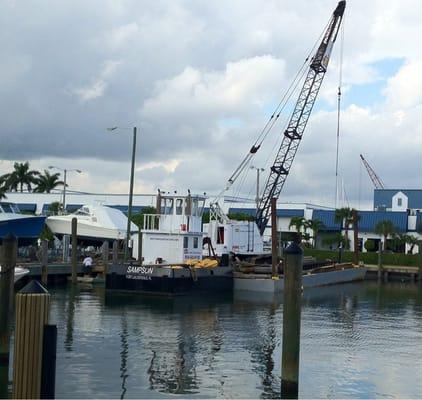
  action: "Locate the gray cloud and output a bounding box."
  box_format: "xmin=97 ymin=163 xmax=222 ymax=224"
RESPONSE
xmin=0 ymin=0 xmax=421 ymax=209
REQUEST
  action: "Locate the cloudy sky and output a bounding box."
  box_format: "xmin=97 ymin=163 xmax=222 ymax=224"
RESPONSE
xmin=0 ymin=0 xmax=420 ymax=209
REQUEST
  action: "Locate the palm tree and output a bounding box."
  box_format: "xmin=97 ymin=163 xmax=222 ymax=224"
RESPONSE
xmin=289 ymin=216 xmax=306 ymax=243
xmin=304 ymin=219 xmax=325 ymax=248
xmin=334 ymin=207 xmax=353 ymax=249
xmin=0 ymin=162 xmax=40 ymax=192
xmin=34 ymin=170 xmax=65 ymax=193
xmin=0 ymin=185 xmax=7 ymax=200
xmin=374 ymin=219 xmax=396 ymax=251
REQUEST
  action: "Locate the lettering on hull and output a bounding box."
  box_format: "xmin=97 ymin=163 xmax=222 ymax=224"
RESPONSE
xmin=126 ymin=265 xmax=154 ymax=280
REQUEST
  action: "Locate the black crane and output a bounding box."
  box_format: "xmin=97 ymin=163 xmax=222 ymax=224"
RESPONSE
xmin=255 ymin=1 xmax=346 ymax=235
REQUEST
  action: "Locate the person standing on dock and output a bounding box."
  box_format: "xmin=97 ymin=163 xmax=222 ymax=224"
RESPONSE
xmin=82 ymin=254 xmax=93 ymax=275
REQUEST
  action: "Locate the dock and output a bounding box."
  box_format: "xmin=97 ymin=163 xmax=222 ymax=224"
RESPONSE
xmin=365 ymin=264 xmax=420 ymax=282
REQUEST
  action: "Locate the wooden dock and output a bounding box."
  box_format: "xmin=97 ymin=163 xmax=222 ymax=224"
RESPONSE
xmin=365 ymin=264 xmax=420 ymax=282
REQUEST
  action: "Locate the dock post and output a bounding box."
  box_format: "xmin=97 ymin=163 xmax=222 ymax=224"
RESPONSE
xmin=71 ymin=217 xmax=77 ymax=284
xmin=271 ymin=197 xmax=278 ymax=278
xmin=112 ymin=240 xmax=118 ymax=264
xmin=0 ymin=234 xmax=17 ymax=399
xmin=281 ymin=242 xmax=303 ymax=399
xmin=41 ymin=239 xmax=49 ymax=286
xmin=377 ymin=241 xmax=383 ymax=281
xmin=138 ymin=228 xmax=143 ymax=264
xmin=12 ymin=281 xmax=51 ymax=399
xmin=102 ymin=241 xmax=109 ymax=276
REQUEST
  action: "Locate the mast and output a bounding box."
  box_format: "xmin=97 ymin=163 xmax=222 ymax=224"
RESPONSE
xmin=256 ymin=1 xmax=346 ymax=235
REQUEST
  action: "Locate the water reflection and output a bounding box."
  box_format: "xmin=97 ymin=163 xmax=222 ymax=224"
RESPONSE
xmin=119 ymin=312 xmax=129 ymax=399
xmin=48 ymin=282 xmax=422 ymax=399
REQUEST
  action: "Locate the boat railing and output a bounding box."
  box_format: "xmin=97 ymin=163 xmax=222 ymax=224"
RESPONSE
xmin=142 ymin=213 xmax=202 ymax=233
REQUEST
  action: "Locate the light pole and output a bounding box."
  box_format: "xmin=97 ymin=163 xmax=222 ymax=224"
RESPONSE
xmin=107 ymin=126 xmax=137 ymax=262
xmin=48 ymin=166 xmax=82 ymax=213
xmin=250 ymin=166 xmax=264 ymax=211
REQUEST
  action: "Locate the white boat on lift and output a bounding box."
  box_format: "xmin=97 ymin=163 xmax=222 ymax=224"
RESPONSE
xmin=46 ymin=204 xmax=138 ymax=242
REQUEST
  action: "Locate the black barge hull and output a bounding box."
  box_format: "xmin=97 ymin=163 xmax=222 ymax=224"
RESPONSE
xmin=106 ymin=263 xmax=233 ymax=295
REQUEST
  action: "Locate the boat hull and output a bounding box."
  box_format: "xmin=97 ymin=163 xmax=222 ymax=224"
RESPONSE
xmin=234 ymin=265 xmax=367 ymax=292
xmin=0 ymin=215 xmax=46 ymax=245
xmin=106 ymin=263 xmax=233 ymax=295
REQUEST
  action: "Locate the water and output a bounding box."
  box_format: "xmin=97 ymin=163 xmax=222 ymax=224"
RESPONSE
xmin=8 ymin=282 xmax=422 ymax=398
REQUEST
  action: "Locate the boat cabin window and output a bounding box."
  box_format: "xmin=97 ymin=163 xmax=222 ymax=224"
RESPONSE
xmin=161 ymin=198 xmax=174 ymax=215
xmin=75 ymin=207 xmax=90 ymax=216
xmin=0 ymin=203 xmax=19 ymax=213
xmin=183 ymin=236 xmax=188 ymax=249
xmin=198 ymin=199 xmax=205 ymax=216
xmin=176 ymin=199 xmax=183 ymax=215
xmin=193 ymin=237 xmax=199 ymax=249
xmin=192 ymin=198 xmax=198 ymax=216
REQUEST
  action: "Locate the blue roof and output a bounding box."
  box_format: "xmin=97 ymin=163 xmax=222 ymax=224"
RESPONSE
xmin=276 ymin=209 xmax=304 ymax=218
xmin=228 ymin=208 xmax=304 ymax=218
xmin=228 ymin=207 xmax=255 ymax=217
xmin=374 ymin=189 xmax=422 ymax=209
xmin=357 ymin=211 xmax=407 ymax=233
xmin=17 ymin=203 xmax=37 ymax=213
xmin=108 ymin=205 xmax=145 ymax=215
xmin=311 ymin=210 xmax=339 ymax=231
xmin=66 ymin=204 xmax=83 ymax=212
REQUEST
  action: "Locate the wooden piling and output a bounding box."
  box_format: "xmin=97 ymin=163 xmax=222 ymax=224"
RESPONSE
xmin=271 ymin=198 xmax=278 ymax=278
xmin=377 ymin=241 xmax=383 ymax=281
xmin=112 ymin=240 xmax=118 ymax=264
xmin=102 ymin=241 xmax=109 ymax=276
xmin=71 ymin=217 xmax=77 ymax=284
xmin=41 ymin=239 xmax=48 ymax=286
xmin=0 ymin=234 xmax=17 ymax=398
xmin=12 ymin=281 xmax=50 ymax=399
xmin=281 ymin=242 xmax=303 ymax=399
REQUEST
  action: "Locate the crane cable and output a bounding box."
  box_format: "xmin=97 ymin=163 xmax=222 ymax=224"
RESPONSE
xmin=218 ymin=17 xmax=333 ymax=203
xmin=334 ymin=15 xmax=345 ymax=209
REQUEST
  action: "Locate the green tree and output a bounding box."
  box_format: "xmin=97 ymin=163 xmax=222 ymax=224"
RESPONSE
xmin=0 ymin=161 xmax=40 ymax=192
xmin=47 ymin=201 xmax=62 ymax=216
xmin=289 ymin=216 xmax=306 ymax=243
xmin=374 ymin=219 xmax=396 ymax=251
xmin=34 ymin=170 xmax=65 ymax=193
xmin=322 ymin=232 xmax=348 ymax=249
xmin=304 ymin=218 xmax=325 ymax=248
xmin=131 ymin=206 xmax=157 ymax=228
xmin=227 ymin=212 xmax=254 ymax=221
xmin=0 ymin=185 xmax=7 ymax=200
xmin=334 ymin=207 xmax=353 ymax=249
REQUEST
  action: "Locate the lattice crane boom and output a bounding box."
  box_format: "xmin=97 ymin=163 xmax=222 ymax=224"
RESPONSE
xmin=256 ymin=1 xmax=346 ymax=235
xmin=360 ymin=154 xmax=385 ymax=189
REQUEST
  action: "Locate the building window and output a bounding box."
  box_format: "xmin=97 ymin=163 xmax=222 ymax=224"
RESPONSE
xmin=193 ymin=237 xmax=198 ymax=249
xmin=183 ymin=236 xmax=188 ymax=249
xmin=397 ymin=198 xmax=402 ymax=206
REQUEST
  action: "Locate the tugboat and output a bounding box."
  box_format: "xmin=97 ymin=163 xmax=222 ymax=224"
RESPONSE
xmin=106 ymin=191 xmax=232 ymax=295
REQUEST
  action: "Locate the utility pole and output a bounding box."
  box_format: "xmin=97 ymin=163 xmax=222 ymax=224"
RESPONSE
xmin=125 ymin=126 xmax=137 ymax=262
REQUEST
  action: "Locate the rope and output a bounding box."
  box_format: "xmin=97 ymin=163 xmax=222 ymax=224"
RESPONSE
xmin=215 ymin=16 xmax=333 ymax=203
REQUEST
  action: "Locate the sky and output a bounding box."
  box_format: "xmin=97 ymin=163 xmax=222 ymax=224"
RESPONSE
xmin=0 ymin=0 xmax=421 ymax=210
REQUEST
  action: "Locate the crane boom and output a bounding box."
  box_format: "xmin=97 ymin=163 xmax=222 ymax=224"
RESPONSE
xmin=256 ymin=1 xmax=346 ymax=235
xmin=360 ymin=154 xmax=385 ymax=189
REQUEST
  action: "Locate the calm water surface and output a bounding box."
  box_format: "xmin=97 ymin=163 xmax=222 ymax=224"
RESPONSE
xmin=14 ymin=282 xmax=422 ymax=398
